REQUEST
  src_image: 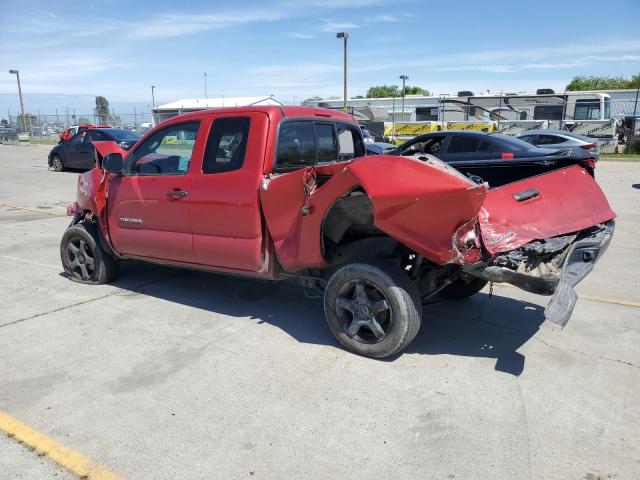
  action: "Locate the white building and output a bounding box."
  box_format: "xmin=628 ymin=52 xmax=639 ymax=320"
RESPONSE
xmin=152 ymin=96 xmax=284 ymax=124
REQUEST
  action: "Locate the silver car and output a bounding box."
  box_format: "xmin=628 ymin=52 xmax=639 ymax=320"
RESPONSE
xmin=517 ymin=130 xmax=600 ymax=160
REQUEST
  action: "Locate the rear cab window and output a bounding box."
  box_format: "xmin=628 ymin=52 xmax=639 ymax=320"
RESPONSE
xmin=275 ymin=120 xmax=364 ymax=171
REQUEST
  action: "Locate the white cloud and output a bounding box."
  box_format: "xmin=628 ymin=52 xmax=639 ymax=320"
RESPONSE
xmin=320 ymin=21 xmax=361 ymax=32
xmin=289 ymin=32 xmax=317 ymax=39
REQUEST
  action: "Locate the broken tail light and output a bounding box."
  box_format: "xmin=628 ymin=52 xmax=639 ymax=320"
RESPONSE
xmin=454 ymin=218 xmax=480 ymax=252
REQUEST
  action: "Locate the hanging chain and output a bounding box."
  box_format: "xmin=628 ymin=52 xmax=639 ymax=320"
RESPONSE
xmin=489 ymin=281 xmax=494 ymax=299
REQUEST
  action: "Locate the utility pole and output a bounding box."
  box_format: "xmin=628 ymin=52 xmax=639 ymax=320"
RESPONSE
xmin=632 ymin=87 xmax=639 ymax=138
xmin=399 ymin=75 xmax=409 ymax=122
xmin=151 ymin=85 xmax=156 ymax=108
xmin=8 ymin=70 xmax=26 ymax=133
xmin=203 ymin=73 xmax=208 ymax=100
xmin=392 ymin=97 xmax=396 ymax=140
xmin=497 ymin=90 xmax=503 ymax=131
xmin=336 ymin=32 xmax=349 ymax=112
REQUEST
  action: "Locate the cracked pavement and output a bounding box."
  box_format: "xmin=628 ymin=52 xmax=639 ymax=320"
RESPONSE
xmin=1 ymin=145 xmax=639 ymax=479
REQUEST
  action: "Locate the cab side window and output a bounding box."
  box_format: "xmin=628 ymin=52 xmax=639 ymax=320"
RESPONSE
xmin=276 ymin=122 xmax=317 ymax=169
xmin=128 ymin=122 xmax=200 ymax=176
xmin=276 ymin=121 xmax=364 ymax=170
xmin=337 ymin=124 xmax=365 ymax=160
xmin=203 ymin=117 xmax=250 ymax=174
xmin=315 ymin=123 xmax=337 ymax=163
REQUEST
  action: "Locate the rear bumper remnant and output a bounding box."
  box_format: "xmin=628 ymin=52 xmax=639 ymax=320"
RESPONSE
xmin=544 ymin=220 xmax=614 ymax=326
xmin=463 ymin=220 xmax=615 ymax=327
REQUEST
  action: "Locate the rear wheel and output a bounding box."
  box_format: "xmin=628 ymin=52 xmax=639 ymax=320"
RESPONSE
xmin=51 ymin=155 xmax=64 ymax=172
xmin=60 ymin=223 xmax=117 ymax=284
xmin=324 ymin=260 xmax=422 ymax=358
xmin=440 ymin=276 xmax=488 ymax=299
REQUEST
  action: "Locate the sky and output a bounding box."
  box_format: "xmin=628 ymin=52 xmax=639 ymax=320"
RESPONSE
xmin=1 ymin=0 xmax=639 ymax=116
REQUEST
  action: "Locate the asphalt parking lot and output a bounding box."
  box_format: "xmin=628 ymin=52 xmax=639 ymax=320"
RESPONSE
xmin=1 ymin=144 xmax=639 ymax=480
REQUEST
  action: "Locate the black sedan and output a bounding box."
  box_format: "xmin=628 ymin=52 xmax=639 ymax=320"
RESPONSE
xmin=388 ymin=131 xmax=585 ymax=187
xmin=48 ymin=128 xmax=140 ymax=171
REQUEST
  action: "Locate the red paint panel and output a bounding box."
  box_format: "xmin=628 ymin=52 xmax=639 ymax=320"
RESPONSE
xmin=188 ymin=112 xmax=270 ymax=272
xmin=260 ymin=162 xmax=359 ymax=272
xmin=347 ymin=155 xmax=487 ymax=265
xmin=479 ymin=165 xmax=616 ymax=254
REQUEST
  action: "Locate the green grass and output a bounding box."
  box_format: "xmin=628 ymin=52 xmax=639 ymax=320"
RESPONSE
xmin=600 ymin=153 xmax=640 ymax=160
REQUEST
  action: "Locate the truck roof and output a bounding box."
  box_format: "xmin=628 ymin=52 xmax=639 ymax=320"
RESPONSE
xmin=169 ymin=105 xmax=355 ymax=123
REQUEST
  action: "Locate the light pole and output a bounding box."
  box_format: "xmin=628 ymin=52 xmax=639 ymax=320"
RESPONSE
xmin=399 ymin=74 xmax=409 ymax=122
xmin=8 ymin=70 xmax=26 ymax=133
xmin=151 ymin=85 xmax=156 ymax=108
xmin=336 ymin=32 xmax=349 ymax=112
xmin=203 ymin=73 xmax=208 ymax=100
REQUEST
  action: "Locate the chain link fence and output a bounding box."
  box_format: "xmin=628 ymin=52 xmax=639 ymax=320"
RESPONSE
xmin=0 ymin=112 xmax=154 ymax=143
xmin=309 ymin=91 xmax=640 ymax=153
xmin=2 ymin=91 xmax=639 ymax=152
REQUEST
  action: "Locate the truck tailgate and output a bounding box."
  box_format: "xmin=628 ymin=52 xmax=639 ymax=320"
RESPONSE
xmin=478 ymin=165 xmax=616 ymax=255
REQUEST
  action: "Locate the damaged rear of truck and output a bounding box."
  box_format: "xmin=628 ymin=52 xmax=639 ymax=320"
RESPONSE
xmin=63 ymin=106 xmax=615 ymax=359
xmin=259 ymin=152 xmax=614 ymax=357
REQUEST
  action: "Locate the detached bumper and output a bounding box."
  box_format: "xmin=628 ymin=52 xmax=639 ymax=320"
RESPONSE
xmin=463 ymin=220 xmax=615 ymax=327
xmin=544 ymin=220 xmax=614 ymax=326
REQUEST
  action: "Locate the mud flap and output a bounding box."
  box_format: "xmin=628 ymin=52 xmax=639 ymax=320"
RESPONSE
xmin=544 ymin=221 xmax=615 ymax=326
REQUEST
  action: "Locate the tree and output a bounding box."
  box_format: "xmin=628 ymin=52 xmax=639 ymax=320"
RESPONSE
xmin=365 ymin=85 xmax=431 ymax=98
xmin=402 ymin=86 xmax=431 ymax=96
xmin=16 ymin=113 xmax=39 ymax=126
xmin=78 ymin=117 xmax=91 ymax=125
xmin=366 ymin=85 xmax=401 ymax=98
xmin=566 ymin=73 xmax=640 ymax=91
xmin=0 ymin=119 xmax=8 ymax=127
xmin=94 ymin=96 xmax=110 ymax=124
xmin=305 ymin=95 xmax=323 ymax=102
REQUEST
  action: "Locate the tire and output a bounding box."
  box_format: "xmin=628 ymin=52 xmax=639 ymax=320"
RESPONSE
xmin=324 ymin=260 xmax=422 ymax=358
xmin=60 ymin=223 xmax=118 ymax=284
xmin=440 ymin=277 xmax=488 ymax=299
xmin=51 ymin=155 xmax=64 ymax=172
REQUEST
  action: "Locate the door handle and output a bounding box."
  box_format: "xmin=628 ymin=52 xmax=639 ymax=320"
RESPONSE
xmin=167 ymin=189 xmax=188 ymax=199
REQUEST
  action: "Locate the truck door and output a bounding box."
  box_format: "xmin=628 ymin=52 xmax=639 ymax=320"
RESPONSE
xmin=106 ymin=121 xmax=202 ymax=263
xmin=188 ymin=112 xmax=270 ymax=271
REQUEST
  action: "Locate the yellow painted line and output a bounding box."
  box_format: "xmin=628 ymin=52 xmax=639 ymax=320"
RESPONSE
xmin=579 ymin=294 xmax=640 ymax=309
xmin=492 ymin=283 xmax=640 ymax=308
xmin=0 ymin=410 xmax=123 ymax=480
xmin=0 ymin=203 xmax=68 ymax=217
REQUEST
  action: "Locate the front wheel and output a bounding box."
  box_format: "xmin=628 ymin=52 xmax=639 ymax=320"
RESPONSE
xmin=51 ymin=155 xmax=64 ymax=172
xmin=60 ymin=223 xmax=118 ymax=284
xmin=324 ymin=260 xmax=422 ymax=358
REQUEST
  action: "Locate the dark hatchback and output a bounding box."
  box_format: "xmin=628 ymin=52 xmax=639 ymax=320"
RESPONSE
xmin=388 ymin=131 xmax=592 ymax=187
xmin=48 ymin=128 xmax=140 ymax=171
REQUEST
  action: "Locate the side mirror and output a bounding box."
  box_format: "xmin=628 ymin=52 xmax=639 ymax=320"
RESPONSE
xmin=103 ymin=153 xmax=124 ymax=174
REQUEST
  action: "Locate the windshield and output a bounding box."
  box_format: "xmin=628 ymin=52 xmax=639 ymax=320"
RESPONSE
xmin=104 ymin=129 xmax=140 ymax=141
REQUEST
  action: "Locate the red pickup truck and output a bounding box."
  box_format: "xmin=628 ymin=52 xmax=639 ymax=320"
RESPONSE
xmin=62 ymin=106 xmax=615 ymax=358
